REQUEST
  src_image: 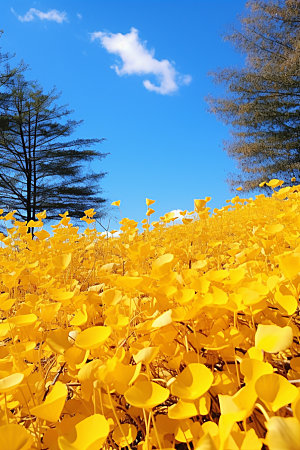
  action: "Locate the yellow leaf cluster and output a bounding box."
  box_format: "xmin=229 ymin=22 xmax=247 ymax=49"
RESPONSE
xmin=1 ymin=181 xmax=300 ymax=449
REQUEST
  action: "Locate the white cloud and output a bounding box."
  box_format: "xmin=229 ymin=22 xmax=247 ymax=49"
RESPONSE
xmin=15 ymin=8 xmax=67 ymax=23
xmin=77 ymin=13 xmax=82 ymax=19
xmin=170 ymin=209 xmax=184 ymax=223
xmin=90 ymin=27 xmax=192 ymax=95
xmin=171 ymin=209 xmax=183 ymax=218
xmin=101 ymin=230 xmax=121 ymax=238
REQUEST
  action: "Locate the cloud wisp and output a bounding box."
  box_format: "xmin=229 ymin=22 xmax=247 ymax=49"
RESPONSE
xmin=91 ymin=27 xmax=192 ymax=95
xmin=13 ymin=8 xmax=67 ymax=23
xmin=170 ymin=209 xmax=184 ymax=224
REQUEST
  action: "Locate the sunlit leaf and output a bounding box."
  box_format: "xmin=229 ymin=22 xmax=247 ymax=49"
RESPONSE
xmin=124 ymin=381 xmax=169 ymax=408
xmin=112 ymin=423 xmax=137 ymax=447
xmin=255 ymin=324 xmax=293 ymax=353
xmin=255 ymin=373 xmax=298 ymax=411
xmin=171 ymin=363 xmax=213 ymax=400
xmin=58 ymin=414 xmax=109 ymax=450
xmin=0 ymin=424 xmax=33 ymax=450
xmin=75 ymin=326 xmax=111 ymax=350
xmin=31 ymin=381 xmax=68 ymax=422
xmin=0 ymin=373 xmax=24 ymax=393
xmin=52 ymin=253 xmax=72 ymax=270
xmin=266 ymin=417 xmax=300 ymax=450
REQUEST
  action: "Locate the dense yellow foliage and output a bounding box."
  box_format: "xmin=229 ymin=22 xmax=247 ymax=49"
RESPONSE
xmin=1 ymin=180 xmax=300 ymax=450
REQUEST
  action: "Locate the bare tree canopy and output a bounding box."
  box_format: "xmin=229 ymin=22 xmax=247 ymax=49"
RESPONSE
xmin=0 ymin=74 xmax=108 ymax=222
xmin=205 ymin=0 xmax=300 ymax=191
xmin=0 ymin=30 xmax=26 ymax=130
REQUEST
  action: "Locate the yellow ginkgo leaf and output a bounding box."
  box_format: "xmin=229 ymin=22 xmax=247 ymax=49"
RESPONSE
xmin=276 ymin=186 xmax=292 ymax=200
xmin=168 ymin=398 xmax=198 ymax=420
xmin=0 ymin=373 xmax=24 ymax=394
xmin=219 ymin=394 xmax=244 ymax=416
xmin=0 ymin=293 xmax=9 ymax=304
xmin=152 ymin=310 xmax=173 ymax=328
xmin=98 ymin=262 xmax=116 ymax=273
xmin=171 ymin=363 xmax=213 ymax=400
xmin=202 ymin=421 xmax=219 ymax=437
xmin=194 ymin=199 xmax=208 ymax=212
xmin=237 ymin=287 xmax=259 ymax=306
xmin=245 ymin=347 xmax=264 ymax=361
xmin=31 ymin=381 xmax=68 ymax=422
xmin=156 ymin=285 xmax=177 ymax=298
xmin=0 ymin=298 xmax=16 ymax=311
xmin=218 ymin=410 xmax=247 ymax=446
xmin=174 ymin=419 xmax=194 ymax=442
xmin=50 ymin=291 xmax=74 ymax=302
xmin=274 ymin=291 xmax=297 ymax=316
xmin=151 ymin=254 xmax=174 ymax=279
xmin=70 ymin=304 xmax=88 ymax=327
xmin=0 ymin=424 xmax=33 ymax=450
xmin=77 ymin=359 xmax=102 ymax=384
xmin=266 ymin=417 xmax=300 ymax=450
xmin=75 ymin=326 xmax=111 ymax=350
xmin=276 ymin=252 xmax=300 ymax=279
xmin=95 ymin=357 xmax=118 ymax=385
xmin=113 ymin=362 xmax=141 ymax=387
xmin=35 ymin=229 xmax=50 ymax=240
xmin=212 ymin=285 xmax=228 ymax=305
xmin=155 ymin=414 xmax=177 ymax=436
xmin=229 ymin=429 xmax=261 ymax=450
xmin=206 ymin=270 xmax=230 ymax=283
xmin=146 ymin=198 xmax=155 ymax=206
xmin=9 ymin=314 xmax=37 ymax=327
xmin=105 ymin=313 xmax=129 ymax=330
xmin=124 ymin=381 xmax=169 ymax=409
xmin=174 ymin=289 xmax=195 ymax=304
xmin=112 ymin=423 xmax=137 ymax=447
xmin=146 ymin=208 xmax=155 ymax=216
xmin=111 ymin=200 xmax=121 ymax=206
xmin=255 ymin=373 xmax=298 ymax=412
xmin=264 ymin=224 xmax=284 ymax=234
xmin=46 ymin=328 xmax=73 ymax=355
xmin=267 ymin=179 xmax=284 ymax=188
xmin=24 ymin=293 xmax=39 ymax=307
xmin=292 ymin=394 xmax=300 ymax=423
xmin=39 ymin=302 xmax=61 ymax=322
xmin=64 ymin=346 xmax=89 ymax=368
xmin=232 ymin=383 xmax=257 ymax=415
xmin=27 ymin=219 xmax=41 ymax=227
xmin=100 ymin=289 xmax=122 ymax=306
xmin=84 ymin=208 xmax=96 ymax=217
xmin=133 ymin=347 xmax=159 ymax=365
xmin=115 ymin=276 xmax=143 ymax=289
xmin=195 ymin=433 xmax=218 ymax=450
xmin=255 ymin=324 xmax=293 ymax=353
xmin=8 ymin=341 xmax=36 ymax=358
xmin=240 ymin=358 xmax=273 ymax=384
xmin=52 ymin=253 xmax=72 ymax=270
xmin=0 ymin=322 xmax=10 ymax=340
xmin=58 ymin=414 xmax=110 ymax=450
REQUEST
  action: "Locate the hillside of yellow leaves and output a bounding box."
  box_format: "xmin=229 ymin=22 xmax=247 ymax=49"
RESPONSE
xmin=1 ymin=179 xmax=300 ymax=450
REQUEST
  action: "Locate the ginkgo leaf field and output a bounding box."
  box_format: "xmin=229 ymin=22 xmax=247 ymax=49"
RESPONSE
xmin=1 ymin=180 xmax=300 ymax=450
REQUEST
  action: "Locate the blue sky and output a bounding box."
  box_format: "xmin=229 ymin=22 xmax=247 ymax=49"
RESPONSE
xmin=0 ymin=1 xmax=247 ymax=229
